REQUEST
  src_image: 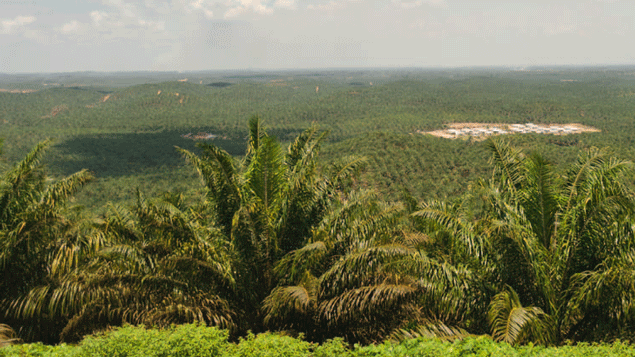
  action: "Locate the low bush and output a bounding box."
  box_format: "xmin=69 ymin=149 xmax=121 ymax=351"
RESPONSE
xmin=76 ymin=324 xmax=229 ymax=357
xmin=3 ymin=325 xmax=635 ymax=356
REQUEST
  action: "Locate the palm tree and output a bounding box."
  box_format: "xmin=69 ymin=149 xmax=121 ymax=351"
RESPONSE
xmin=10 ymin=191 xmax=236 ymax=342
xmin=177 ymin=115 xmax=365 ymax=333
xmin=262 ymin=189 xmax=418 ymax=343
xmin=0 ymin=140 xmax=93 ymax=342
xmin=415 ymin=138 xmax=635 ymax=344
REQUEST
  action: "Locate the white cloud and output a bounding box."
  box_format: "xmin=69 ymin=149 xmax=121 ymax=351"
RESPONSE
xmin=223 ymin=7 xmax=244 ymax=18
xmin=274 ymin=0 xmax=296 ymax=9
xmin=144 ymin=0 xmax=172 ymax=13
xmin=307 ymin=1 xmax=344 ymax=11
xmin=92 ymin=0 xmax=166 ymax=30
xmin=224 ymin=0 xmax=274 ymax=18
xmin=88 ymin=2 xmax=166 ymax=33
xmin=61 ymin=20 xmax=80 ymax=33
xmin=90 ymin=11 xmax=109 ymax=26
xmin=1 ymin=15 xmax=36 ymax=34
xmin=137 ymin=18 xmax=166 ymax=31
xmin=189 ymin=0 xmax=214 ymax=18
xmin=103 ymin=0 xmax=138 ymax=18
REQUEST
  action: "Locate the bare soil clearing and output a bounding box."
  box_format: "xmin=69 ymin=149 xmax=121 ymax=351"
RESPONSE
xmin=0 ymin=89 xmax=38 ymax=93
xmin=180 ymin=132 xmax=229 ymax=140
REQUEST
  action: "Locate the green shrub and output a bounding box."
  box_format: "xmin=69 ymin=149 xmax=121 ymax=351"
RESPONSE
xmin=517 ymin=340 xmax=635 ymax=357
xmin=74 ymin=324 xmax=228 ymax=357
xmin=0 ymin=342 xmax=76 ymax=357
xmin=4 ymin=327 xmax=635 ymax=356
xmin=313 ymin=338 xmax=352 ymax=357
xmin=448 ymin=337 xmax=517 ymax=357
xmin=230 ymin=332 xmax=314 ymax=357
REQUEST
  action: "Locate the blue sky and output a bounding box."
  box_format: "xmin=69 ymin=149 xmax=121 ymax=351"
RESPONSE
xmin=1 ymin=0 xmax=633 ymax=73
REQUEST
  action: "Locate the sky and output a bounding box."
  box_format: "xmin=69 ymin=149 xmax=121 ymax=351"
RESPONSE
xmin=0 ymin=0 xmax=633 ymax=73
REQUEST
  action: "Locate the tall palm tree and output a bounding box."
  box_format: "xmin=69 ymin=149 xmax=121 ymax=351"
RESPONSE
xmin=416 ymin=138 xmax=635 ymax=344
xmin=177 ymin=115 xmax=367 ymax=333
xmin=262 ymin=189 xmax=418 ymax=342
xmin=0 ymin=140 xmax=93 ymax=342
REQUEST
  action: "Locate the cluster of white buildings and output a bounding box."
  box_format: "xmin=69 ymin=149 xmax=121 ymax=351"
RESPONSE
xmin=446 ymin=124 xmax=582 ymax=137
xmin=447 ymin=127 xmax=508 ymax=136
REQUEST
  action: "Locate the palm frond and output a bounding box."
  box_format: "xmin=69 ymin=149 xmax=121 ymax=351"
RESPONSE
xmin=99 ymin=203 xmax=143 ymax=242
xmin=274 ymin=241 xmax=327 ymax=284
xmin=400 ymin=232 xmax=430 ymax=250
xmin=177 ymin=144 xmax=240 ymax=235
xmin=414 ymin=200 xmax=487 ymax=260
xmin=49 ymin=230 xmax=106 ymax=277
xmin=520 ymin=153 xmax=561 ymax=249
xmin=318 ymin=244 xmax=413 ymax=300
xmin=0 ymin=324 xmax=20 ymax=347
xmin=327 ymin=155 xmax=366 ymax=190
xmin=384 ymin=251 xmax=487 ymax=323
xmin=263 ymin=284 xmax=317 ymax=327
xmin=38 ymin=169 xmax=93 ymax=210
xmin=318 ymin=283 xmax=417 ymax=325
xmin=384 ymin=251 xmax=472 ymax=291
xmin=486 ymin=138 xmax=525 ymax=192
xmin=162 ymin=255 xmax=236 ymax=292
xmin=143 ymin=294 xmax=234 ymax=329
xmin=0 ymin=140 xmax=51 ymax=222
xmin=314 ymin=189 xmax=403 ymax=254
xmin=567 ymin=252 xmax=635 ymax=328
xmin=285 ymin=125 xmax=328 ymax=170
xmin=244 ymin=136 xmax=285 ymax=212
xmin=488 ymin=286 xmax=552 ymax=345
xmin=246 ymin=114 xmax=266 ymax=162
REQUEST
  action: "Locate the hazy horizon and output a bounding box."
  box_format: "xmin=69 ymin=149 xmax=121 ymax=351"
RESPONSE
xmin=4 ymin=64 xmax=635 ymax=76
xmin=2 ymin=0 xmax=634 ymax=73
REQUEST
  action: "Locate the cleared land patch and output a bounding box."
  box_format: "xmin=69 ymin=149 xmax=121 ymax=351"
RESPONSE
xmin=0 ymin=88 xmax=37 ymax=93
xmin=420 ymin=123 xmax=600 ymax=139
xmin=180 ymin=132 xmax=229 ymax=140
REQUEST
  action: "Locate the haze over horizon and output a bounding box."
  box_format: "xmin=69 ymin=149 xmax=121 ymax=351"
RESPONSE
xmin=1 ymin=0 xmax=634 ymax=74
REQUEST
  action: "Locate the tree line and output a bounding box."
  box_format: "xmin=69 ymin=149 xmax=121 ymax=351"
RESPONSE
xmin=2 ymin=116 xmax=635 ymax=346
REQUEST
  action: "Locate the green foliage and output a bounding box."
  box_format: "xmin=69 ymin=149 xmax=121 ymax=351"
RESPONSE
xmin=0 ymin=141 xmax=93 ymax=343
xmin=231 ymin=332 xmax=314 ymax=357
xmin=416 ymin=138 xmax=635 ymax=344
xmin=75 ymin=324 xmax=228 ymax=357
xmin=0 ymin=342 xmax=76 ymax=357
xmin=5 ymin=326 xmax=635 ymax=357
xmin=263 ymin=188 xmax=417 ymax=343
xmin=177 ymin=117 xmax=415 ymax=342
xmin=488 ymin=286 xmax=552 ymax=345
xmin=16 ymin=191 xmax=236 ymax=341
